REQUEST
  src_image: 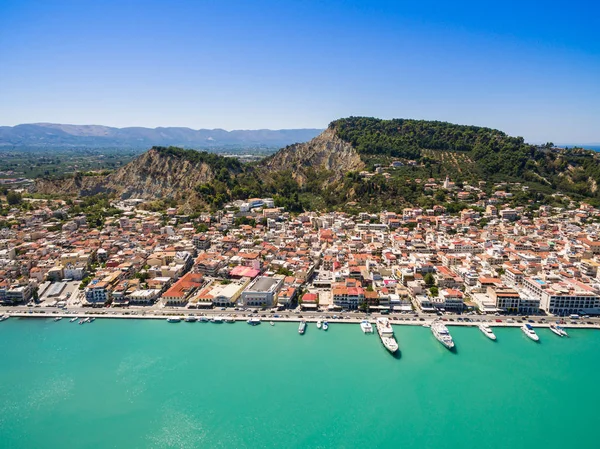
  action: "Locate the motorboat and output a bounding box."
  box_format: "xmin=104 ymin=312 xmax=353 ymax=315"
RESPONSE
xmin=298 ymin=321 xmax=306 ymax=334
xmin=53 ymin=317 xmax=63 ymax=322
xmin=247 ymin=317 xmax=261 ymax=326
xmin=166 ymin=317 xmax=181 ymax=323
xmin=478 ymin=323 xmax=497 ymax=341
xmin=70 ymin=317 xmax=78 ymax=323
xmin=376 ymin=317 xmax=399 ymax=353
xmin=0 ymin=314 xmax=10 ymax=322
xmin=322 ymin=321 xmax=329 ymax=331
xmin=212 ymin=316 xmax=224 ymax=323
xmin=270 ymin=321 xmax=274 ymax=326
xmin=557 ymin=325 xmax=568 ymax=337
xmin=521 ymin=324 xmax=539 ymax=342
xmin=199 ymin=316 xmax=209 ymax=322
xmin=317 ymin=320 xmax=322 ymax=329
xmin=549 ymin=324 xmax=563 ymax=337
xmin=225 ymin=317 xmax=235 ymax=323
xmin=360 ymin=320 xmax=373 ymax=333
xmin=184 ymin=315 xmax=198 ymax=322
xmin=431 ymin=320 xmax=455 ymax=350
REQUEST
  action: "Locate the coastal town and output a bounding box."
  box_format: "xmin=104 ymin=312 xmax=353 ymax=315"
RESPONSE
xmin=1 ymin=176 xmax=600 ymax=337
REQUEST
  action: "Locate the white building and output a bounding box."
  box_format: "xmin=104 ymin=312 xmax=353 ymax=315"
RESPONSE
xmin=240 ymin=276 xmax=284 ymax=307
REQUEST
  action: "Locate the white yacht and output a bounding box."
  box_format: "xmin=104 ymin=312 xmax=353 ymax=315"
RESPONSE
xmin=70 ymin=317 xmax=78 ymax=323
xmin=360 ymin=320 xmax=373 ymax=333
xmin=431 ymin=320 xmax=455 ymax=350
xmin=53 ymin=316 xmax=63 ymax=322
xmin=247 ymin=317 xmax=261 ymax=326
xmin=549 ymin=324 xmax=563 ymax=337
xmin=376 ymin=317 xmax=398 ymax=353
xmin=317 ymin=320 xmax=322 ymax=329
xmin=557 ymin=325 xmax=568 ymax=337
xmin=83 ymin=317 xmax=92 ymax=323
xmin=322 ymin=321 xmax=329 ymax=331
xmin=521 ymin=324 xmax=539 ymax=342
xmin=478 ymin=323 xmax=497 ymax=341
xmin=1 ymin=313 xmax=10 ymax=322
xmin=184 ymin=315 xmax=198 ymax=322
xmin=166 ymin=317 xmax=181 ymax=323
xmin=298 ymin=321 xmax=306 ymax=335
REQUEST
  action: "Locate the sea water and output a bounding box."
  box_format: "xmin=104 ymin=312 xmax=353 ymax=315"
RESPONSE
xmin=0 ymin=319 xmax=599 ymax=449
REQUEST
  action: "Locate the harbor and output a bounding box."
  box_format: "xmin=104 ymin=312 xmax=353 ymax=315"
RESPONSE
xmin=1 ymin=318 xmax=599 ymax=449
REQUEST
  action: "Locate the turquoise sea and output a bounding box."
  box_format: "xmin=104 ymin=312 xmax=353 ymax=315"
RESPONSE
xmin=1 ymin=319 xmax=599 ymax=449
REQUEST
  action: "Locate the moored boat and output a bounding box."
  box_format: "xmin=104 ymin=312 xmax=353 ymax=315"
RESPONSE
xmin=247 ymin=317 xmax=261 ymax=326
xmin=225 ymin=317 xmax=235 ymax=323
xmin=166 ymin=317 xmax=181 ymax=323
xmin=53 ymin=316 xmax=62 ymax=322
xmin=212 ymin=316 xmax=224 ymax=323
xmin=270 ymin=321 xmax=274 ymax=326
xmin=298 ymin=321 xmax=306 ymax=335
xmin=478 ymin=323 xmax=497 ymax=341
xmin=376 ymin=317 xmax=398 ymax=353
xmin=431 ymin=320 xmax=455 ymax=350
xmin=521 ymin=324 xmax=539 ymax=342
xmin=557 ymin=325 xmax=568 ymax=337
xmin=360 ymin=320 xmax=373 ymax=333
xmin=317 ymin=320 xmax=322 ymax=329
xmin=199 ymin=316 xmax=209 ymax=322
xmin=70 ymin=317 xmax=78 ymax=323
xmin=549 ymin=324 xmax=563 ymax=337
xmin=1 ymin=313 xmax=10 ymax=322
xmin=184 ymin=315 xmax=198 ymax=322
xmin=322 ymin=321 xmax=329 ymax=331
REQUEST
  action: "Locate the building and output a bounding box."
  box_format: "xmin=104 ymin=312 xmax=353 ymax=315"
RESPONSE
xmin=161 ymin=272 xmax=204 ymax=306
xmin=522 ymin=275 xmax=600 ymax=316
xmin=240 ymin=276 xmax=284 ymax=307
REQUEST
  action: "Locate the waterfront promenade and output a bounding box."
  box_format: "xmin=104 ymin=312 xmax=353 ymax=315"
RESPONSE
xmin=2 ymin=306 xmax=599 ymax=330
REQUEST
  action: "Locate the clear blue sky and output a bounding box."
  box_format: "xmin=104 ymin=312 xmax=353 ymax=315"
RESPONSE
xmin=1 ymin=0 xmax=599 ymax=143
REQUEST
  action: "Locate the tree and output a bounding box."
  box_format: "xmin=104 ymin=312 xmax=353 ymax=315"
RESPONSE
xmin=6 ymin=191 xmax=21 ymax=205
xmin=424 ymin=273 xmax=435 ymax=287
xmin=429 ymin=286 xmax=439 ymax=297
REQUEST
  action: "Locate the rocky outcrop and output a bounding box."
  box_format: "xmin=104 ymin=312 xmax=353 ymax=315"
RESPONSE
xmin=34 ymin=148 xmax=217 ymax=199
xmin=261 ymin=127 xmax=364 ymax=184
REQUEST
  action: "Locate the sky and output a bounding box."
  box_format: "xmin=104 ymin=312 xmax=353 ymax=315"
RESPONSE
xmin=0 ymin=0 xmax=599 ymax=143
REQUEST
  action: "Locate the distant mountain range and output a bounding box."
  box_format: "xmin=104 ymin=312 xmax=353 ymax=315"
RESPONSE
xmin=0 ymin=123 xmax=323 ymax=149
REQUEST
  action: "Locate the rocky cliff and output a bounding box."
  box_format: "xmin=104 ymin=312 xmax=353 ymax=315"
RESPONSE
xmin=35 ymin=148 xmax=219 ymax=199
xmin=260 ymin=127 xmax=364 ymax=184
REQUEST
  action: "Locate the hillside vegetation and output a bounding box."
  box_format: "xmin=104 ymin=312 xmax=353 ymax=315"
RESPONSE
xmin=33 ymin=117 xmax=600 ymax=213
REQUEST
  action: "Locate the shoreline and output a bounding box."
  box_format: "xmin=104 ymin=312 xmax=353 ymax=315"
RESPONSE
xmin=3 ymin=310 xmax=600 ymax=330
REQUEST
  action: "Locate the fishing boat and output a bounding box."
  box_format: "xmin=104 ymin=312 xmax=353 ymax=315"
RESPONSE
xmin=521 ymin=324 xmax=539 ymax=342
xmin=322 ymin=321 xmax=329 ymax=331
xmin=478 ymin=323 xmax=497 ymax=341
xmin=298 ymin=321 xmax=306 ymax=335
